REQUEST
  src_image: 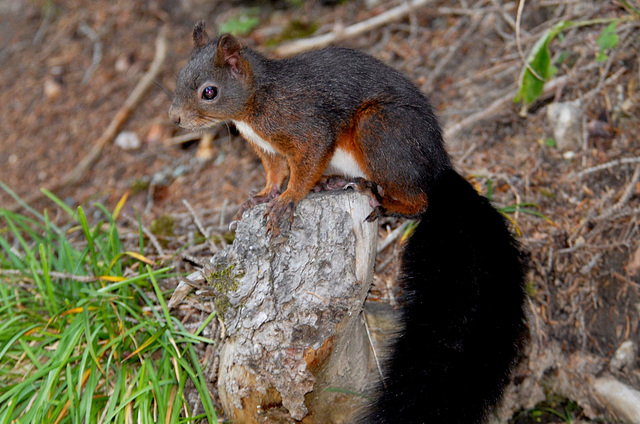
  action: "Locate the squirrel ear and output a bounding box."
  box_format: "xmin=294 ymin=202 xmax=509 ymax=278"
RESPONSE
xmin=192 ymin=21 xmax=210 ymax=49
xmin=215 ymin=34 xmax=244 ymax=75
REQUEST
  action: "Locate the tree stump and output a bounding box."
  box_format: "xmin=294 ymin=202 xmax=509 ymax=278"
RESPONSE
xmin=204 ymin=191 xmax=379 ymax=423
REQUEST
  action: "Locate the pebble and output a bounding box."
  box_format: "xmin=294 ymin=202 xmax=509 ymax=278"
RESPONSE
xmin=609 ymin=340 xmax=638 ymax=373
xmin=115 ymin=131 xmax=141 ymax=150
xmin=547 ymin=101 xmax=583 ymax=150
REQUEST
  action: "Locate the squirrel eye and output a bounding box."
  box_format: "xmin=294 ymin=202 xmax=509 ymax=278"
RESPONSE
xmin=202 ymin=86 xmax=218 ymax=100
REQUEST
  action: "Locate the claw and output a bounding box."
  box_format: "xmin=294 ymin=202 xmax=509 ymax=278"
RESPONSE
xmin=232 ymin=186 xmax=283 ymax=224
xmin=365 ymin=206 xmax=385 ymax=222
xmin=265 ymin=198 xmax=295 ymax=239
xmin=313 ymin=175 xmax=351 ymax=192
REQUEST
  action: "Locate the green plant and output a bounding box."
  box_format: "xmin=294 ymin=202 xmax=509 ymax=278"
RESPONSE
xmin=266 ymin=19 xmax=319 ymax=47
xmin=513 ymin=397 xmax=581 ymax=424
xmin=0 ymin=188 xmax=218 ymax=423
xmin=473 ymin=176 xmax=553 ymax=235
xmin=151 ymin=214 xmax=176 ymax=238
xmin=596 ymin=22 xmax=619 ymax=62
xmin=218 ymin=9 xmax=260 ymax=37
xmin=514 ymin=8 xmax=637 ymax=112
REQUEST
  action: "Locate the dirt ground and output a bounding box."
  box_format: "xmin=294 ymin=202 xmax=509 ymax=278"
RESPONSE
xmin=1 ymin=0 xmax=639 ymax=422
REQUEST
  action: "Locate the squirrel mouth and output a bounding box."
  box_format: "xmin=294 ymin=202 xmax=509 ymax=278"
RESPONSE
xmin=179 ymin=116 xmax=220 ymax=131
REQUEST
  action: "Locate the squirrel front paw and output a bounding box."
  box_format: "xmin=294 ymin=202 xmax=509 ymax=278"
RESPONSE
xmin=265 ymin=198 xmax=295 ymax=238
xmin=231 ymin=185 xmax=283 ymax=227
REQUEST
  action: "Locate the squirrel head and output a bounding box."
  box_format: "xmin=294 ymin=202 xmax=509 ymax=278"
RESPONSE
xmin=169 ymin=22 xmax=255 ymax=130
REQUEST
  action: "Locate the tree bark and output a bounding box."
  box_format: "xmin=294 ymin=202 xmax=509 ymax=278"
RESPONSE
xmin=204 ymin=191 xmax=379 ymax=423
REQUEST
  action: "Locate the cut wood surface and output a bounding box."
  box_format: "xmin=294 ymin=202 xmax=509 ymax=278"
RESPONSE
xmin=204 ymin=191 xmax=379 ymax=423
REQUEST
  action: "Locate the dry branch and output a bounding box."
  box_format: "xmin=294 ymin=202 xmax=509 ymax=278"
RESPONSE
xmin=0 ymin=269 xmax=96 ymax=283
xmin=275 ymin=0 xmax=433 ymax=57
xmin=9 ymin=27 xmax=168 ymax=212
xmin=572 ymin=156 xmax=640 ymax=179
xmin=444 ymin=75 xmax=568 ymax=141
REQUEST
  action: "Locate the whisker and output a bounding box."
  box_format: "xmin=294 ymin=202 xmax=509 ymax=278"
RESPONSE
xmin=224 ymin=121 xmax=233 ymax=144
xmin=196 ymin=115 xmax=221 ymax=127
xmin=155 ymin=80 xmax=173 ymax=100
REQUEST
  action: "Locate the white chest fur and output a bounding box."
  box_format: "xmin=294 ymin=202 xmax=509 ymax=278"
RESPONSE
xmin=327 ymin=148 xmax=366 ymax=179
xmin=233 ymin=120 xmax=276 ymax=155
xmin=232 ymin=120 xmax=366 ymax=179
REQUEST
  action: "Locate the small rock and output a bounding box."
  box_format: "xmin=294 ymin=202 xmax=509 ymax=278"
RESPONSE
xmin=547 ymin=101 xmax=583 ymax=150
xmin=609 ymin=340 xmax=638 ymax=373
xmin=44 ymin=76 xmax=62 ymax=100
xmin=592 ymin=376 xmax=640 ymax=423
xmin=115 ymin=52 xmax=135 ymax=73
xmin=115 ymin=131 xmax=141 ymax=150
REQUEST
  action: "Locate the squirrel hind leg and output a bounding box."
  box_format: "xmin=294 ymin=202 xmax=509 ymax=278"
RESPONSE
xmin=346 ymin=103 xmax=443 ymax=218
xmin=377 ymin=190 xmax=427 ymax=218
xmin=314 ymin=176 xmax=383 ymax=204
xmin=312 ymin=176 xmax=387 ymax=221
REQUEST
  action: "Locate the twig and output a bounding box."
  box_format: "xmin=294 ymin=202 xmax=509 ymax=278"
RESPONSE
xmin=596 ymin=206 xmax=640 ymax=222
xmin=580 ymin=253 xmax=602 ymax=276
xmin=33 ymin=3 xmax=53 ymax=45
xmin=572 ymin=156 xmax=640 ymax=179
xmin=275 ymin=0 xmax=433 ymax=56
xmin=515 ymin=0 xmax=545 ymax=81
xmin=0 ymin=268 xmax=96 ymax=283
xmin=424 ymin=14 xmax=482 ymax=89
xmin=437 ymin=6 xmax=487 ymax=16
xmin=567 ymin=188 xmax=617 ymax=244
xmin=362 ymin=310 xmax=385 ymax=385
xmin=444 ymin=75 xmax=568 ymax=140
xmin=376 ymin=253 xmax=395 ymax=273
xmin=497 ymin=173 xmax=522 ymax=220
xmin=78 ymin=22 xmax=103 ymax=85
xmin=488 ymin=0 xmax=521 ymax=34
xmin=457 ymin=142 xmax=478 ymax=164
xmin=181 ymin=243 xmax=211 ymax=258
xmin=122 ymin=213 xmax=166 ymax=257
xmin=182 ymin=199 xmax=217 ymax=252
xmin=582 ymin=25 xmax=636 ymax=111
xmin=182 ymin=199 xmax=209 ymax=239
xmin=597 ymin=164 xmax=640 ymax=222
xmin=8 ymin=26 xmax=168 ymax=212
xmin=452 ymin=62 xmax=517 ymax=89
xmin=220 ymin=198 xmax=229 ymax=229
xmin=377 ymin=221 xmax=410 ymax=254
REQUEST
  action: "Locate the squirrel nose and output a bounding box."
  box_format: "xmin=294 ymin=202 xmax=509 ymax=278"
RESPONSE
xmin=168 ymin=106 xmax=181 ymax=126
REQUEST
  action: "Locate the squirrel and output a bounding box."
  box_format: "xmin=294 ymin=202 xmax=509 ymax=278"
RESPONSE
xmin=169 ymin=22 xmax=528 ymax=424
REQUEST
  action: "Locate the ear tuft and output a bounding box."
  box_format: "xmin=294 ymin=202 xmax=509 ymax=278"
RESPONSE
xmin=192 ymin=21 xmax=210 ymax=49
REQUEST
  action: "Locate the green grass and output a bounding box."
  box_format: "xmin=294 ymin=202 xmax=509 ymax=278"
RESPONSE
xmin=0 ymin=189 xmax=218 ymax=423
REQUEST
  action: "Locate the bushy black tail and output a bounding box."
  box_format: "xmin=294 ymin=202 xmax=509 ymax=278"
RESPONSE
xmin=365 ymin=169 xmax=528 ymax=424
